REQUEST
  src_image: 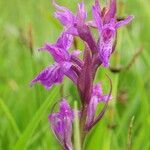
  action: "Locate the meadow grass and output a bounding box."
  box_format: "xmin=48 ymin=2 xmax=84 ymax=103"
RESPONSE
xmin=0 ymin=0 xmax=150 ymax=149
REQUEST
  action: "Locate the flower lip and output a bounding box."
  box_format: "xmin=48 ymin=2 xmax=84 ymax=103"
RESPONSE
xmin=102 ymin=27 xmax=116 ymax=41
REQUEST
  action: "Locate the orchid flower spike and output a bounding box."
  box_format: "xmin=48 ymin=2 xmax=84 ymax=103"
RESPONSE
xmin=31 ymin=0 xmax=134 ymax=148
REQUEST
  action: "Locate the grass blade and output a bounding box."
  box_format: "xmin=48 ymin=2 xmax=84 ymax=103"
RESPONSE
xmin=127 ymin=116 xmax=135 ymax=150
xmin=14 ymin=86 xmax=59 ymax=150
xmin=0 ymin=98 xmax=21 ymax=138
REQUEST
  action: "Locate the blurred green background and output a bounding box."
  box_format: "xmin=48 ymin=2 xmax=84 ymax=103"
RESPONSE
xmin=0 ymin=0 xmax=150 ymax=149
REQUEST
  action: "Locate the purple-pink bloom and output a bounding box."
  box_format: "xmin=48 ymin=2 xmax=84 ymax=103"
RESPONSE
xmin=49 ymin=99 xmax=74 ymax=150
xmin=92 ymin=0 xmax=134 ymax=67
xmin=53 ymin=1 xmax=87 ymax=36
xmin=53 ymin=1 xmax=97 ymax=53
xmin=31 ymin=32 xmax=81 ymax=89
xmin=53 ymin=1 xmax=75 ymax=28
xmin=76 ymin=2 xmax=87 ymax=27
xmin=30 ymin=62 xmax=72 ymax=89
xmin=86 ymin=83 xmax=112 ymax=126
xmin=40 ymin=32 xmax=73 ymax=63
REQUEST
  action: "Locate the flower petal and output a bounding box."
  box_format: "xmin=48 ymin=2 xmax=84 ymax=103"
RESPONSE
xmin=53 ymin=1 xmax=75 ymax=27
xmin=76 ymin=2 xmax=87 ymax=26
xmin=99 ymin=94 xmax=113 ymax=102
xmin=99 ymin=23 xmax=116 ymax=67
xmin=56 ymin=32 xmax=73 ymax=50
xmin=116 ymin=15 xmax=134 ymax=29
xmin=40 ymin=43 xmax=70 ymax=63
xmin=92 ymin=0 xmax=102 ymax=33
xmin=30 ymin=63 xmax=71 ymax=89
xmin=92 ymin=83 xmax=113 ymax=103
xmin=92 ymin=83 xmax=103 ymax=98
xmin=49 ymin=113 xmax=65 ymax=145
xmin=65 ymin=26 xmax=78 ymax=36
xmin=60 ymin=99 xmax=74 ymax=119
xmin=40 ymin=32 xmax=73 ymax=63
xmin=104 ymin=0 xmax=116 ymax=23
xmin=99 ymin=41 xmax=112 ymax=67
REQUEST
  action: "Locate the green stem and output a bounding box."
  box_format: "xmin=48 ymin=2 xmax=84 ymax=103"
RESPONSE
xmin=74 ymin=101 xmax=81 ymax=150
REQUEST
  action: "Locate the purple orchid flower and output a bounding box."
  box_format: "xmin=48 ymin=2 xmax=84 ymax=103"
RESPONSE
xmin=30 ymin=63 xmax=72 ymax=89
xmin=92 ymin=0 xmax=134 ymax=67
xmin=86 ymin=83 xmax=112 ymax=126
xmin=53 ymin=1 xmax=87 ymax=36
xmin=53 ymin=1 xmax=97 ymax=54
xmin=31 ymin=32 xmax=82 ymax=89
xmin=49 ymin=99 xmax=74 ymax=150
xmin=40 ymin=32 xmax=73 ymax=63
